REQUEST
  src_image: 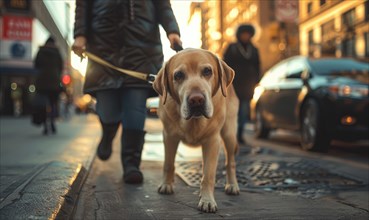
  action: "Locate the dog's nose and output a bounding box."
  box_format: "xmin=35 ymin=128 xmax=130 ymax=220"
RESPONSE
xmin=188 ymin=92 xmax=205 ymax=107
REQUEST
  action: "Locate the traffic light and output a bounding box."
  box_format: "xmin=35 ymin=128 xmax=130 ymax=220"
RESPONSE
xmin=61 ymin=74 xmax=71 ymax=86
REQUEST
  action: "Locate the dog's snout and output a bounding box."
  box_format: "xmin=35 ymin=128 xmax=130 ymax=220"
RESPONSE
xmin=188 ymin=92 xmax=205 ymax=107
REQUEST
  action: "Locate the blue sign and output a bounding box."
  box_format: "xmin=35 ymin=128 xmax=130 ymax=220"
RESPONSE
xmin=10 ymin=42 xmax=26 ymax=58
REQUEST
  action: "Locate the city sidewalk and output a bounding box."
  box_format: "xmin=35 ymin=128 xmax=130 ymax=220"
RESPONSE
xmin=1 ymin=116 xmax=368 ymax=219
xmin=73 ymin=129 xmax=369 ymax=220
xmin=0 ymin=114 xmax=101 ymax=220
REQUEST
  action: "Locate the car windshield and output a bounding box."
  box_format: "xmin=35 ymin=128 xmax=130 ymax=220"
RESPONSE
xmin=309 ymin=59 xmax=369 ymax=76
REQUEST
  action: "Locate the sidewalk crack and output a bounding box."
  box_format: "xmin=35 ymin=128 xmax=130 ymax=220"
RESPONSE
xmin=337 ymin=200 xmax=369 ymax=213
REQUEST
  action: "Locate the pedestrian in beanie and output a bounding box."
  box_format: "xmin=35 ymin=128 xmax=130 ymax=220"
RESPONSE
xmin=223 ymin=24 xmax=261 ymax=144
xmin=72 ymin=0 xmax=182 ymax=184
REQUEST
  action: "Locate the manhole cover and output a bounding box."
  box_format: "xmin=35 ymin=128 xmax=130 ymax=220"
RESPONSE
xmin=175 ymin=159 xmax=364 ymax=196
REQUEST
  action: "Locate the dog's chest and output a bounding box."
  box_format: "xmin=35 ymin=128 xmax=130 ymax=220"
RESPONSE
xmin=177 ymin=119 xmax=218 ymax=146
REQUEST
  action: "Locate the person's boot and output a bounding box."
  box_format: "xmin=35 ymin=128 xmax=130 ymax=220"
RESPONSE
xmin=51 ymin=121 xmax=57 ymax=134
xmin=43 ymin=123 xmax=49 ymax=135
xmin=97 ymin=122 xmax=120 ymax=161
xmin=121 ymin=129 xmax=146 ymax=184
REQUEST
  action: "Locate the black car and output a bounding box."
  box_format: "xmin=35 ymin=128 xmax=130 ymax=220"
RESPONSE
xmin=250 ymin=56 xmax=369 ymax=152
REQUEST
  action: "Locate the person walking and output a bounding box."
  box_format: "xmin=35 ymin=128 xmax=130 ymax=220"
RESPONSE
xmin=34 ymin=37 xmax=64 ymax=135
xmin=223 ymin=24 xmax=261 ymax=144
xmin=72 ymin=0 xmax=182 ymax=184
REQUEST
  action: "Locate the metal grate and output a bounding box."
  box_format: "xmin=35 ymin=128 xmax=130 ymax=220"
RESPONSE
xmin=175 ymin=159 xmax=364 ymax=197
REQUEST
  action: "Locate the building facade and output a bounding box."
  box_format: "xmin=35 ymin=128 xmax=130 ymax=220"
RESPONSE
xmin=299 ymin=0 xmax=369 ymax=59
xmin=0 ymin=0 xmax=73 ymax=116
xmin=189 ymin=0 xmax=300 ymax=74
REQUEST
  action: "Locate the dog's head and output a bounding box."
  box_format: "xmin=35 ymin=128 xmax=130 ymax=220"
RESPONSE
xmin=153 ymin=48 xmax=235 ymax=120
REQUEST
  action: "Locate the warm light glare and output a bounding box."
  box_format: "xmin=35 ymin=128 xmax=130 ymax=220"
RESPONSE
xmin=253 ymin=86 xmax=264 ymax=100
xmin=11 ymin=83 xmax=17 ymax=90
xmin=210 ymin=31 xmax=222 ymax=40
xmin=341 ymin=116 xmax=356 ymax=125
xmin=342 ymin=85 xmax=351 ymax=96
xmin=250 ymin=4 xmax=257 ymax=13
xmin=29 ymin=84 xmax=36 ymax=93
xmin=82 ymin=94 xmax=92 ymax=103
xmin=71 ymin=52 xmax=88 ymax=77
xmin=208 ymin=18 xmax=216 ymax=28
xmin=229 ymin=8 xmax=239 ymax=19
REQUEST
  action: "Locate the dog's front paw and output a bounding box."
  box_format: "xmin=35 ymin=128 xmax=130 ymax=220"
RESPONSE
xmin=158 ymin=183 xmax=174 ymax=194
xmin=198 ymin=198 xmax=218 ymax=213
xmin=225 ymin=183 xmax=240 ymax=195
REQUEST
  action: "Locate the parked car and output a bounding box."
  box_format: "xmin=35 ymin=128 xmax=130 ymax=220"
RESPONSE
xmin=146 ymin=96 xmax=159 ymax=118
xmin=250 ymin=56 xmax=369 ymax=152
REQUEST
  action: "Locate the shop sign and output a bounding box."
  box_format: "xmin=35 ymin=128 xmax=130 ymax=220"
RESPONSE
xmin=0 ymin=15 xmax=32 ymax=60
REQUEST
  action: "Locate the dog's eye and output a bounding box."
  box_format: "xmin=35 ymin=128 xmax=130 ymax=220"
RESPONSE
xmin=202 ymin=67 xmax=212 ymax=77
xmin=174 ymin=71 xmax=185 ymax=81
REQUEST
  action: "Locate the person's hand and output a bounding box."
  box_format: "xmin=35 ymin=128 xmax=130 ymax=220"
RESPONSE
xmin=72 ymin=36 xmax=86 ymax=58
xmin=168 ymin=33 xmax=182 ymax=52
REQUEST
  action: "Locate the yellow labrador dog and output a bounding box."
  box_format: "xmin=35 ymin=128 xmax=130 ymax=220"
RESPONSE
xmin=153 ymin=48 xmax=240 ymax=213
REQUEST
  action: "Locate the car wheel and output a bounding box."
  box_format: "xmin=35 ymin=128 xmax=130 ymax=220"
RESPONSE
xmin=254 ymin=108 xmax=270 ymax=139
xmin=300 ymin=99 xmax=330 ymax=152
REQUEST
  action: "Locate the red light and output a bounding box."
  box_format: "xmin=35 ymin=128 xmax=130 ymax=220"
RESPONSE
xmin=62 ymin=74 xmax=71 ymax=85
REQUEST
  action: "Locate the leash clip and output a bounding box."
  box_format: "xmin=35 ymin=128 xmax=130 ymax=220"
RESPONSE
xmin=147 ymin=74 xmax=156 ymax=84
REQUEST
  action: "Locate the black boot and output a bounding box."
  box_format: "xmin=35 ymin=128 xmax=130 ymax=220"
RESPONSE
xmin=51 ymin=121 xmax=57 ymax=134
xmin=121 ymin=129 xmax=146 ymax=184
xmin=97 ymin=121 xmax=120 ymax=161
xmin=43 ymin=122 xmax=48 ymax=135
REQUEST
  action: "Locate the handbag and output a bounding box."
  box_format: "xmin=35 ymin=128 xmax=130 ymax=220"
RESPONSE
xmin=31 ymin=93 xmax=48 ymax=126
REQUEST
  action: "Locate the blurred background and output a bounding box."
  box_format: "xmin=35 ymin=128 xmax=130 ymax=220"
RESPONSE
xmin=0 ymin=0 xmax=368 ymax=117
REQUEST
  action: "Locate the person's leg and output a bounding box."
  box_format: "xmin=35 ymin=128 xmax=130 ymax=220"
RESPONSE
xmin=95 ymin=90 xmax=121 ymax=160
xmin=237 ymin=99 xmax=249 ymax=144
xmin=120 ymin=87 xmax=148 ymax=184
xmin=49 ymin=92 xmax=59 ymax=134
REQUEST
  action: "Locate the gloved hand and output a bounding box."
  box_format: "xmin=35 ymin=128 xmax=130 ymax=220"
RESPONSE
xmin=72 ymin=36 xmax=87 ymax=58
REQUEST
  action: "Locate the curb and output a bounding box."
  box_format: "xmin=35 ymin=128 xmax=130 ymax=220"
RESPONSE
xmin=53 ymin=163 xmax=88 ymax=220
xmin=0 ymin=161 xmax=91 ymax=220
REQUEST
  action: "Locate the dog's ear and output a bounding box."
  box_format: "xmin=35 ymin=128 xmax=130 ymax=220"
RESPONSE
xmin=217 ymin=58 xmax=235 ymax=97
xmin=153 ymin=62 xmax=169 ymax=105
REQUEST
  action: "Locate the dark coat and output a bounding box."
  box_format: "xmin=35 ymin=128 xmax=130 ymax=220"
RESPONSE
xmin=34 ymin=45 xmax=63 ymax=93
xmin=223 ymin=42 xmax=260 ymax=101
xmin=74 ymin=0 xmax=180 ymax=95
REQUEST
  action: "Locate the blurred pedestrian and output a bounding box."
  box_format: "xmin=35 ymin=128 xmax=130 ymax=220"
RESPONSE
xmin=223 ymin=24 xmax=261 ymax=144
xmin=72 ymin=0 xmax=182 ymax=184
xmin=34 ymin=36 xmax=64 ymax=135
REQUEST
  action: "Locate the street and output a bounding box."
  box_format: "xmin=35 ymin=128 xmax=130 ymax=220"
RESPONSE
xmin=0 ymin=114 xmax=368 ymax=219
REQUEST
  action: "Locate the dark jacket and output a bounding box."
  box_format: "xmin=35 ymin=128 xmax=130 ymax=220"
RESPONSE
xmin=34 ymin=45 xmax=63 ymax=93
xmin=223 ymin=41 xmax=260 ymax=101
xmin=74 ymin=0 xmax=180 ymax=95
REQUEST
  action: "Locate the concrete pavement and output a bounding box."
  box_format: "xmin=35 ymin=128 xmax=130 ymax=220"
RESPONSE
xmin=0 ymin=114 xmax=101 ymax=219
xmin=1 ymin=116 xmax=368 ymax=219
xmin=73 ymin=124 xmax=369 ymax=219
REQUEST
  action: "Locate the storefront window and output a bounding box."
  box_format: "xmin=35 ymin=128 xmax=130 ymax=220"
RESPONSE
xmin=342 ymin=8 xmax=356 ymax=29
xmin=308 ymin=30 xmax=314 ymax=56
xmin=342 ymin=37 xmax=356 ymax=57
xmin=321 ymin=19 xmax=336 ymax=56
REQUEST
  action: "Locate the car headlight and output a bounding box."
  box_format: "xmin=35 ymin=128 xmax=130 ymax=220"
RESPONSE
xmin=328 ymin=85 xmax=368 ymax=98
xmin=252 ymin=86 xmax=264 ymax=100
